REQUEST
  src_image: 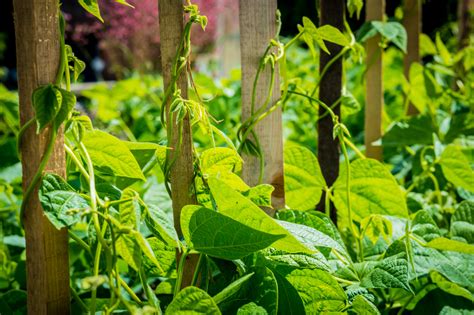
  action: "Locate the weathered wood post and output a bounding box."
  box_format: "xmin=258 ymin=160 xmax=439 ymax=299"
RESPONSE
xmin=239 ymin=0 xmax=285 ymax=213
xmin=403 ymin=0 xmax=421 ymax=115
xmin=13 ymin=0 xmax=70 ymax=313
xmin=318 ymin=0 xmax=344 ymax=224
xmin=364 ymin=0 xmax=385 ymax=160
xmin=158 ymin=0 xmax=198 ymax=288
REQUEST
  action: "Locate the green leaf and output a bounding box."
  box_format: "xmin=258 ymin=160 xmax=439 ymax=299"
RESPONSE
xmin=273 ymin=270 xmax=305 ymax=315
xmin=360 ymin=258 xmax=411 ymax=292
xmin=284 ymin=146 xmax=326 ymax=210
xmin=119 ymin=188 xmax=141 ymax=230
xmin=451 ymin=201 xmax=474 ymax=244
xmin=201 ymin=147 xmax=242 ymax=173
xmin=436 ymin=33 xmax=453 ymax=65
xmin=317 ymin=25 xmax=350 ymax=47
xmin=347 ymin=0 xmax=363 ymax=19
xmin=242 ymin=184 xmax=274 ymax=208
xmin=430 ymin=271 xmax=474 ymax=302
xmin=277 ymin=220 xmax=347 ymax=256
xmin=283 ymin=268 xmax=347 ymax=313
xmin=408 ymin=63 xmax=428 ymax=113
xmin=439 ymin=145 xmax=474 ymax=192
xmin=237 ymin=302 xmax=268 ymax=315
xmin=145 ymin=204 xmax=180 ymax=247
xmin=440 ymin=306 xmax=473 ymax=315
xmin=372 ymin=21 xmax=407 ymax=52
xmin=420 ymin=33 xmax=437 ymax=56
xmin=116 ymin=234 xmax=140 ymax=270
xmin=142 ymin=237 xmax=176 ymax=278
xmin=78 ymin=0 xmax=104 ymax=22
xmin=213 ymin=273 xmax=255 ymax=306
xmin=382 ymin=114 xmax=435 ymax=146
xmin=350 ymin=295 xmax=380 ymax=315
xmin=411 ymin=210 xmax=441 ymax=242
xmin=208 ymin=177 xmax=313 ymax=254
xmin=166 ymin=286 xmax=221 ymax=315
xmin=276 ymin=210 xmax=345 ymax=251
xmin=425 ymin=237 xmax=474 ymax=254
xmin=82 ymin=129 xmax=146 ymax=181
xmin=250 ymin=267 xmax=278 ymax=314
xmin=54 ymin=88 xmax=76 ymax=129
xmin=32 ymin=84 xmax=62 ymax=132
xmin=39 ymin=173 xmax=89 ymax=229
xmin=132 ymin=231 xmax=165 ymax=274
xmin=332 ymin=159 xmax=408 ymax=227
xmin=262 ymin=248 xmax=331 ymax=271
xmin=181 ymin=206 xmax=284 ymax=260
xmin=360 ymin=214 xmax=392 ymax=245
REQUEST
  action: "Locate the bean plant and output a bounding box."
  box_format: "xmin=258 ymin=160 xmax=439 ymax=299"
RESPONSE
xmin=0 ymin=1 xmax=473 ymax=314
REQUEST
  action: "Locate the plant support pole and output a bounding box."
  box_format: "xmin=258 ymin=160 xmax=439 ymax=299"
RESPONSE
xmin=317 ymin=0 xmax=344 ymax=224
xmin=13 ymin=0 xmax=70 ymax=313
xmin=403 ymin=0 xmax=421 ymax=116
xmin=364 ymin=0 xmax=385 ymax=160
xmin=239 ymin=0 xmax=285 ymax=213
xmin=158 ymin=0 xmax=198 ymax=289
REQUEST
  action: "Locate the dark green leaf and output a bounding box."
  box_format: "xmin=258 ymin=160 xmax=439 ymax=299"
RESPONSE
xmin=166 ymin=286 xmax=221 ymax=315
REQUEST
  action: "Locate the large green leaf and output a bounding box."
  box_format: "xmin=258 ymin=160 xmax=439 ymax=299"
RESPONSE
xmin=451 ymin=201 xmax=474 ymax=244
xmin=276 ymin=210 xmax=345 ymax=251
xmin=273 ymin=271 xmax=305 ymax=315
xmin=39 ymin=173 xmax=89 ymax=229
xmin=166 ymin=286 xmax=221 ymax=315
xmin=200 ymin=147 xmax=242 ymax=173
xmin=357 ymin=21 xmax=407 ymax=52
xmin=208 ymin=177 xmax=313 ymax=254
xmin=276 ymin=220 xmax=347 ymax=256
xmin=425 ymin=237 xmax=474 ymax=255
xmin=82 ymin=129 xmax=145 ymax=181
xmin=360 ymin=258 xmax=411 ymax=292
xmin=284 ymin=146 xmax=326 ymax=210
xmin=411 ymin=210 xmax=441 ymax=242
xmin=332 ymin=159 xmax=408 ymax=227
xmin=439 ymin=145 xmax=474 ymax=192
xmin=181 ymin=206 xmax=284 ymax=260
xmin=283 ymin=268 xmax=347 ymax=313
xmin=431 ymin=271 xmax=474 ymax=302
xmin=261 ymin=248 xmax=331 ymax=272
xmin=316 ymin=25 xmax=350 ymax=47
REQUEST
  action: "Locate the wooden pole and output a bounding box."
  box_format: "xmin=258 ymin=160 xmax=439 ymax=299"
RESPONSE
xmin=403 ymin=0 xmax=421 ymax=116
xmin=239 ymin=0 xmax=285 ymax=213
xmin=318 ymin=0 xmax=344 ymax=224
xmin=158 ymin=0 xmax=198 ymax=288
xmin=364 ymin=0 xmax=385 ymax=160
xmin=457 ymin=0 xmax=474 ymax=49
xmin=13 ymin=0 xmax=70 ymax=313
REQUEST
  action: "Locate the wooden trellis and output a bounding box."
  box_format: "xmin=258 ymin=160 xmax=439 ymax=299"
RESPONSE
xmin=13 ymin=0 xmax=70 ymax=313
xmin=403 ymin=0 xmax=421 ymax=115
xmin=365 ymin=0 xmax=385 ymax=160
xmin=12 ymin=0 xmax=426 ymax=310
xmin=239 ymin=0 xmax=285 ymax=214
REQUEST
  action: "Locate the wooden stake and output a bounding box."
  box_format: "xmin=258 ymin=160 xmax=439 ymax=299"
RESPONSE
xmin=364 ymin=0 xmax=385 ymax=160
xmin=239 ymin=0 xmax=285 ymax=213
xmin=13 ymin=1 xmax=70 ymax=313
xmin=403 ymin=0 xmax=421 ymax=116
xmin=318 ymin=0 xmax=344 ymax=224
xmin=158 ymin=0 xmax=198 ymax=289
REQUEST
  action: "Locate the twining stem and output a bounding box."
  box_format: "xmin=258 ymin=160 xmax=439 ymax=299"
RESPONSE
xmin=174 ymin=249 xmax=190 ymax=297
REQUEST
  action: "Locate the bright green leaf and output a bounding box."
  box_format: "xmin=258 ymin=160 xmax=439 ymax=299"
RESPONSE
xmin=181 ymin=205 xmax=284 ymax=260
xmin=78 ymin=0 xmax=104 ymax=22
xmin=439 ymin=145 xmax=474 ymax=192
xmin=208 ymin=177 xmax=313 ymax=254
xmin=166 ymin=286 xmax=221 ymax=315
xmin=32 ymin=84 xmax=62 ymax=132
xmin=284 ymin=146 xmax=326 ymax=211
xmin=425 ymin=237 xmax=474 ymax=254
